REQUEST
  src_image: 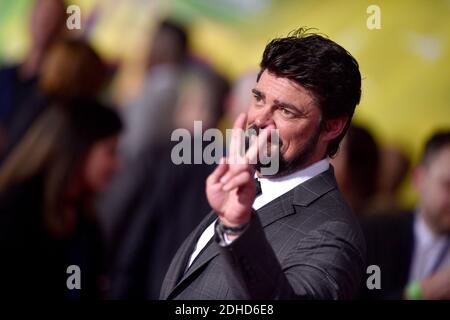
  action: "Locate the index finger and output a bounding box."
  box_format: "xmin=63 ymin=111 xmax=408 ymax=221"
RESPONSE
xmin=228 ymin=113 xmax=247 ymax=161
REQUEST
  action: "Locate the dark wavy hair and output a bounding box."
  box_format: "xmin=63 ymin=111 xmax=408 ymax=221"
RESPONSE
xmin=258 ymin=28 xmax=362 ymax=157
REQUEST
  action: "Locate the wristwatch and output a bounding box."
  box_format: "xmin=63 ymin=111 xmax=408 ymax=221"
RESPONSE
xmin=214 ymin=219 xmax=250 ymax=245
xmin=216 ymin=221 xmax=249 ymax=235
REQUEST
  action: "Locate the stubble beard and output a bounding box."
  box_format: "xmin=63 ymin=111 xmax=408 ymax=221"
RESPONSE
xmin=257 ymin=123 xmax=323 ymax=178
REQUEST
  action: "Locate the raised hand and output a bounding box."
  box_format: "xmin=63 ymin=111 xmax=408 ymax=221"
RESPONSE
xmin=206 ymin=113 xmax=274 ymax=228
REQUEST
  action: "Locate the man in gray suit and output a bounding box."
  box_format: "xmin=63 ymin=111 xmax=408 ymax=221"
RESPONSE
xmin=160 ymin=28 xmax=366 ymax=300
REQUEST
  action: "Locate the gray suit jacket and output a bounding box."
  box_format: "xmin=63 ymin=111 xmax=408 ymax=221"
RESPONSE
xmin=160 ymin=168 xmax=366 ymax=300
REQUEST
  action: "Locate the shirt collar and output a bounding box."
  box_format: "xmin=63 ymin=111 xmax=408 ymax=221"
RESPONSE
xmin=253 ymin=158 xmax=330 ymax=210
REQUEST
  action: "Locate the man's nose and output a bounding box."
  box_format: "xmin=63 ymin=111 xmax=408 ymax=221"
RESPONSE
xmin=254 ymin=107 xmax=275 ymax=129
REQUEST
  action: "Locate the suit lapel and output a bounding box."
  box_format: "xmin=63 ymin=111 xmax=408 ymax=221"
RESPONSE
xmin=163 ymin=210 xmax=216 ymax=298
xmin=166 ymin=168 xmax=338 ymax=299
xmin=257 ymin=192 xmax=295 ymax=227
xmin=292 ymin=167 xmax=336 ymax=206
xmin=180 ymin=235 xmax=220 ymax=282
xmin=258 ymin=167 xmax=337 ymax=226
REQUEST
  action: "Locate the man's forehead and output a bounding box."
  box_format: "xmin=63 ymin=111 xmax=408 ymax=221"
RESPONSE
xmin=254 ymin=71 xmax=316 ymax=104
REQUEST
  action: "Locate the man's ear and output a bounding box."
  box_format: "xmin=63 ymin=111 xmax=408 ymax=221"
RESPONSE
xmin=321 ymin=116 xmax=349 ymax=143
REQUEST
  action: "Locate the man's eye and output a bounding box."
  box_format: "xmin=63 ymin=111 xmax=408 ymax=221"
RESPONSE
xmin=253 ymin=94 xmax=262 ymax=102
xmin=280 ymin=107 xmax=294 ymax=117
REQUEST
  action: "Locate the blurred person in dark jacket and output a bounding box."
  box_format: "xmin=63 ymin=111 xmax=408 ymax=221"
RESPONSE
xmin=367 ymin=145 xmax=411 ymax=216
xmin=361 ymin=130 xmax=450 ymax=299
xmin=120 ymin=19 xmax=190 ymax=162
xmin=0 ymin=98 xmax=122 ymax=299
xmin=331 ymin=124 xmax=380 ymax=215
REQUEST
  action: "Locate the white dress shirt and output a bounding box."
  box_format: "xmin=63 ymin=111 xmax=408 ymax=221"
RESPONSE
xmin=408 ymin=213 xmax=450 ymax=283
xmin=186 ymin=158 xmax=330 ymax=269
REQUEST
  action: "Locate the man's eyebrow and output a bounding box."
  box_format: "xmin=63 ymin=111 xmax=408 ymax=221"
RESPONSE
xmin=251 ymin=88 xmax=265 ymax=99
xmin=274 ymin=99 xmax=305 ymax=114
xmin=252 ymin=88 xmax=309 ymax=115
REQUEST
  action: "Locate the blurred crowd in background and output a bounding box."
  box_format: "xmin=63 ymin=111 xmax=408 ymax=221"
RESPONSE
xmin=0 ymin=0 xmax=449 ymax=300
